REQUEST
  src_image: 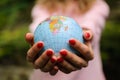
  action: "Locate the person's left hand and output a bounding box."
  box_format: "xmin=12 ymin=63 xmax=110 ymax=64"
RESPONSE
xmin=25 ymin=33 xmax=59 ymax=75
xmin=56 ymin=29 xmax=94 ymax=74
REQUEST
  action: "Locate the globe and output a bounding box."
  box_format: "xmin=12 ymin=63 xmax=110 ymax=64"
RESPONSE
xmin=34 ymin=16 xmax=84 ymax=56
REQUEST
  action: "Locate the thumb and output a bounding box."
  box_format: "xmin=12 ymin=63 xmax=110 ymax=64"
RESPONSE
xmin=83 ymin=30 xmax=93 ymax=41
xmin=25 ymin=33 xmax=34 ymax=46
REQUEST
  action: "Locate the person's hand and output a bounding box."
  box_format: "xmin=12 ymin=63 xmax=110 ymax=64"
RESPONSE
xmin=25 ymin=33 xmax=58 ymax=75
xmin=56 ymin=29 xmax=94 ymax=74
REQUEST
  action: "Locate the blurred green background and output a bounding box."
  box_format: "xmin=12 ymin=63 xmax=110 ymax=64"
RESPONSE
xmin=0 ymin=0 xmax=120 ymax=80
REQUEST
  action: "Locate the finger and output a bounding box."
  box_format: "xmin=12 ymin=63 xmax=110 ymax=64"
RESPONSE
xmin=84 ymin=41 xmax=94 ymax=60
xmin=57 ymin=57 xmax=77 ymax=74
xmin=59 ymin=67 xmax=71 ymax=74
xmin=41 ymin=56 xmax=57 ymax=72
xmin=83 ymin=30 xmax=93 ymax=41
xmin=59 ymin=49 xmax=88 ymax=69
xmin=49 ymin=66 xmax=58 ymax=75
xmin=34 ymin=49 xmax=54 ymax=69
xmin=69 ymin=39 xmax=94 ymax=60
xmin=57 ymin=57 xmax=71 ymax=74
xmin=27 ymin=41 xmax=44 ymax=62
xmin=25 ymin=33 xmax=34 ymax=46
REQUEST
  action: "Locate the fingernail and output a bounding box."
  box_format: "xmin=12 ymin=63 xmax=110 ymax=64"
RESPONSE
xmin=46 ymin=49 xmax=53 ymax=56
xmin=69 ymin=39 xmax=76 ymax=45
xmin=57 ymin=57 xmax=64 ymax=63
xmin=85 ymin=32 xmax=90 ymax=39
xmin=37 ymin=42 xmax=43 ymax=48
xmin=51 ymin=58 xmax=56 ymax=63
xmin=60 ymin=50 xmax=67 ymax=57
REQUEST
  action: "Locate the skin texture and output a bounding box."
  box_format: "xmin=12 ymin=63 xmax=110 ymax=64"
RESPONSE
xmin=25 ymin=29 xmax=94 ymax=75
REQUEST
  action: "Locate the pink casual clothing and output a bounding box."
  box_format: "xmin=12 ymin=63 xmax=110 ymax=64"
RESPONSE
xmin=29 ymin=0 xmax=110 ymax=80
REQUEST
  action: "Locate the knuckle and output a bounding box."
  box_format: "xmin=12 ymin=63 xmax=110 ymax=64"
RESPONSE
xmin=71 ymin=67 xmax=77 ymax=71
xmin=27 ymin=49 xmax=30 ymax=55
xmin=41 ymin=68 xmax=49 ymax=72
xmin=75 ymin=44 xmax=81 ymax=50
xmin=84 ymin=49 xmax=90 ymax=55
xmin=33 ymin=64 xmax=39 ymax=69
xmin=34 ymin=61 xmax=41 ymax=69
xmin=26 ymin=55 xmax=33 ymax=62
xmin=84 ymin=49 xmax=94 ymax=60
xmin=90 ymin=52 xmax=94 ymax=60
xmin=83 ymin=62 xmax=88 ymax=67
xmin=88 ymin=51 xmax=94 ymax=60
xmin=67 ymin=66 xmax=75 ymax=72
xmin=89 ymin=56 xmax=94 ymax=60
xmin=76 ymin=61 xmax=88 ymax=68
xmin=26 ymin=51 xmax=34 ymax=62
xmin=64 ymin=71 xmax=71 ymax=74
xmin=27 ymin=49 xmax=32 ymax=58
xmin=41 ymin=66 xmax=52 ymax=72
xmin=76 ymin=62 xmax=83 ymax=69
xmin=41 ymin=56 xmax=47 ymax=61
xmin=59 ymin=68 xmax=71 ymax=74
xmin=32 ymin=47 xmax=38 ymax=54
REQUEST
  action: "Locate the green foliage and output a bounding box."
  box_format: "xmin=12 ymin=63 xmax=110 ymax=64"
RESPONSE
xmin=0 ymin=0 xmax=34 ymax=65
xmin=0 ymin=24 xmax=30 ymax=65
xmin=0 ymin=0 xmax=33 ymax=30
xmin=100 ymin=21 xmax=120 ymax=80
xmin=101 ymin=21 xmax=120 ymax=60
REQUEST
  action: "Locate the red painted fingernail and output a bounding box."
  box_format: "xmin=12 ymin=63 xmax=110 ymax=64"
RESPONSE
xmin=57 ymin=57 xmax=64 ymax=63
xmin=37 ymin=42 xmax=43 ymax=48
xmin=69 ymin=39 xmax=76 ymax=45
xmin=46 ymin=50 xmax=53 ymax=56
xmin=85 ymin=32 xmax=90 ymax=39
xmin=60 ymin=50 xmax=67 ymax=57
xmin=51 ymin=58 xmax=56 ymax=63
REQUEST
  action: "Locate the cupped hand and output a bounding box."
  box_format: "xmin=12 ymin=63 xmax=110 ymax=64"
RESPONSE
xmin=57 ymin=29 xmax=94 ymax=74
xmin=25 ymin=33 xmax=58 ymax=75
xmin=25 ymin=29 xmax=94 ymax=75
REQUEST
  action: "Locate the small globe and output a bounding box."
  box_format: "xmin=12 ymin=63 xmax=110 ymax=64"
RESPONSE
xmin=34 ymin=16 xmax=84 ymax=55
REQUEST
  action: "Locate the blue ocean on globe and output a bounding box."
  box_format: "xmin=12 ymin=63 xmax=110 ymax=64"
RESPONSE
xmin=34 ymin=16 xmax=84 ymax=55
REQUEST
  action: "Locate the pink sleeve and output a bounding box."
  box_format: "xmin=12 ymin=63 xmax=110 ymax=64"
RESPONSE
xmin=29 ymin=5 xmax=49 ymax=33
xmin=80 ymin=0 xmax=110 ymax=34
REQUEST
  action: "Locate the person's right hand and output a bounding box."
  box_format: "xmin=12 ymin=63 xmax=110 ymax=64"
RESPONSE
xmin=25 ymin=33 xmax=58 ymax=75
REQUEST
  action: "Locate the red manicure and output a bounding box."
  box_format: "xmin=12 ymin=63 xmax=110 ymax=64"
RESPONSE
xmin=37 ymin=42 xmax=43 ymax=48
xmin=46 ymin=49 xmax=53 ymax=56
xmin=69 ymin=39 xmax=76 ymax=45
xmin=51 ymin=58 xmax=56 ymax=63
xmin=57 ymin=57 xmax=64 ymax=63
xmin=85 ymin=32 xmax=90 ymax=39
xmin=60 ymin=50 xmax=67 ymax=57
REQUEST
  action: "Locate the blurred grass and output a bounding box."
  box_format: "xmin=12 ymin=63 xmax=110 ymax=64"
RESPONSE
xmin=0 ymin=65 xmax=32 ymax=80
